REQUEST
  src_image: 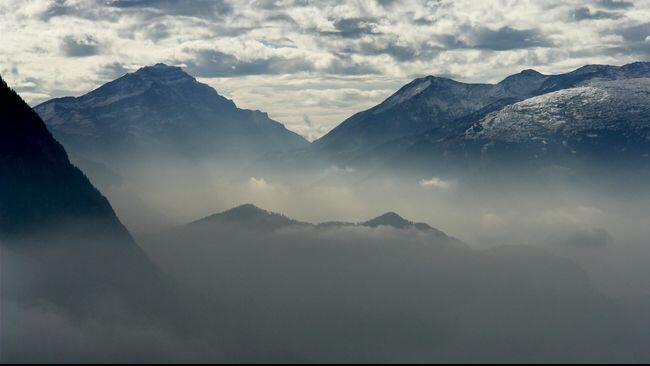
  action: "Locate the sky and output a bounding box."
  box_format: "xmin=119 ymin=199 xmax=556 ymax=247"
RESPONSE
xmin=1 ymin=0 xmax=648 ymax=140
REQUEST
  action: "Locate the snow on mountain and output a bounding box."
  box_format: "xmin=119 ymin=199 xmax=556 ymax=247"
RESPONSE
xmin=314 ymin=61 xmax=650 ymax=164
xmin=467 ymin=78 xmax=650 ymax=143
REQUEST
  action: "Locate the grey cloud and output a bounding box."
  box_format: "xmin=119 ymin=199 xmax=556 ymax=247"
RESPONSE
xmin=376 ymin=0 xmax=398 ymax=7
xmin=595 ymin=0 xmax=634 ymax=9
xmin=604 ymin=22 xmax=650 ymax=56
xmin=97 ymin=62 xmax=132 ymax=80
xmin=183 ymin=49 xmax=313 ymax=77
xmin=353 ymin=40 xmax=442 ymax=62
xmin=265 ymin=13 xmax=299 ymax=26
xmin=324 ymin=56 xmax=380 ymax=75
xmin=252 ymin=0 xmax=312 ymax=10
xmin=60 ymin=35 xmax=101 ymax=57
xmin=617 ymin=22 xmax=650 ymax=42
xmin=184 ymin=49 xmax=378 ymax=77
xmin=321 ymin=17 xmax=382 ymax=39
xmin=569 ymin=7 xmax=622 ymax=21
xmin=413 ymin=17 xmax=436 ymax=26
xmin=143 ymin=22 xmax=171 ymax=42
xmin=440 ymin=26 xmax=551 ymax=51
xmin=40 ymin=0 xmax=73 ymax=20
xmin=109 ymin=0 xmax=232 ymax=19
xmin=39 ymin=0 xmax=117 ymax=22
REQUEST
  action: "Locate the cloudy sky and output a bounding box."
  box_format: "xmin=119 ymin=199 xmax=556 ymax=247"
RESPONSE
xmin=1 ymin=0 xmax=648 ymax=140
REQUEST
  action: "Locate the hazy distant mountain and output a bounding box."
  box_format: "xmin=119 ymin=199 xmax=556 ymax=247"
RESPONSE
xmin=361 ymin=212 xmax=445 ymax=234
xmin=186 ymin=204 xmax=311 ymax=233
xmin=142 ymin=203 xmax=635 ymax=363
xmin=35 ymin=64 xmax=308 ymax=167
xmin=182 ymin=204 xmax=451 ymax=236
xmin=315 ymin=61 xmax=650 ymax=169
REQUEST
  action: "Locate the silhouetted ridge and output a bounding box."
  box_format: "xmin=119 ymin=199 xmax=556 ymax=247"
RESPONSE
xmin=187 ymin=204 xmax=309 ymax=232
xmin=361 ymin=212 xmax=447 ymax=235
xmin=0 ymin=75 xmax=132 ymax=242
xmin=185 ymin=204 xmax=449 ymax=236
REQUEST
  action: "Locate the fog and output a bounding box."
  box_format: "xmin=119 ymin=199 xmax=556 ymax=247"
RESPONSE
xmin=3 ymin=157 xmax=650 ymax=363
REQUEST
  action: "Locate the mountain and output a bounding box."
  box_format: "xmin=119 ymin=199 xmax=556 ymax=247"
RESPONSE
xmin=366 ymin=75 xmax=650 ymax=179
xmin=0 ymin=75 xmax=185 ymax=322
xmin=142 ymin=203 xmax=636 ymax=363
xmin=314 ymin=61 xmax=650 ymax=166
xmin=313 ymin=76 xmax=512 ymax=160
xmin=179 ymin=204 xmax=451 ymax=238
xmin=186 ymin=203 xmax=311 ymax=232
xmin=0 ymin=75 xmax=132 ymax=243
xmin=361 ymin=212 xmax=443 ymax=233
xmin=35 ymin=64 xmax=308 ymax=167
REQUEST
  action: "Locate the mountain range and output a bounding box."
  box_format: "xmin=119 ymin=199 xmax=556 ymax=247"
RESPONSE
xmin=314 ymin=61 xmax=650 ymax=165
xmin=184 ymin=203 xmax=450 ymax=238
xmin=2 ymin=69 xmax=645 ymax=361
xmin=33 ymin=61 xmax=650 ymax=184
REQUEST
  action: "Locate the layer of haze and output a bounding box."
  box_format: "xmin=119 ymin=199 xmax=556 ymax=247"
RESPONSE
xmin=5 ymin=155 xmax=643 ymax=362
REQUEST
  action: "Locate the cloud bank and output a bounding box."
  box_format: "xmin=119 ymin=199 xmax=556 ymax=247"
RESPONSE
xmin=1 ymin=0 xmax=648 ymax=138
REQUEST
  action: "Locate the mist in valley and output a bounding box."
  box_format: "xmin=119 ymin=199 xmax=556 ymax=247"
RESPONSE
xmin=3 ymin=17 xmax=650 ymax=360
xmin=15 ymin=155 xmax=645 ymax=363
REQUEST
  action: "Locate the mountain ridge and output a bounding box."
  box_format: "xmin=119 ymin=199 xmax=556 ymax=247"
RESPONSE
xmin=312 ymin=61 xmax=650 ymax=164
xmin=35 ymin=64 xmax=309 ymax=167
xmin=184 ymin=204 xmax=449 ymax=236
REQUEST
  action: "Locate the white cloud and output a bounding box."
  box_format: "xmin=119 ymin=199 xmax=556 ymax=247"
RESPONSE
xmin=419 ymin=176 xmax=453 ymax=190
xmin=247 ymin=177 xmax=273 ymax=193
xmin=1 ymin=0 xmax=648 ymax=139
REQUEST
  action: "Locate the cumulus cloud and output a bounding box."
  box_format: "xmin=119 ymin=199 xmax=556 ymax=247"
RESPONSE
xmin=2 ymin=0 xmax=649 ymax=138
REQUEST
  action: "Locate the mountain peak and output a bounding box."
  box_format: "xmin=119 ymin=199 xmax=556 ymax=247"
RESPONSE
xmin=520 ymin=69 xmax=543 ymax=76
xmin=363 ymin=212 xmax=416 ymax=229
xmin=498 ymin=68 xmax=546 ymax=83
xmin=498 ymin=68 xmax=549 ymax=97
xmin=131 ymin=63 xmax=195 ymax=84
xmin=361 ymin=212 xmax=445 ymax=233
xmin=224 ymin=203 xmax=269 ymax=217
xmin=188 ymin=204 xmax=309 ymax=231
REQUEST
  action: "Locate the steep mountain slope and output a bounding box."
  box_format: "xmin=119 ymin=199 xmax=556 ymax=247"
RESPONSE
xmin=0 ymin=75 xmax=190 ymax=326
xmin=35 ymin=64 xmax=308 ymax=166
xmin=0 ymin=76 xmax=132 ymax=243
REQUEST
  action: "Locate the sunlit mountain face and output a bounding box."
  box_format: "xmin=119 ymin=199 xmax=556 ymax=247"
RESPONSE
xmin=3 ymin=2 xmax=650 ymax=361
